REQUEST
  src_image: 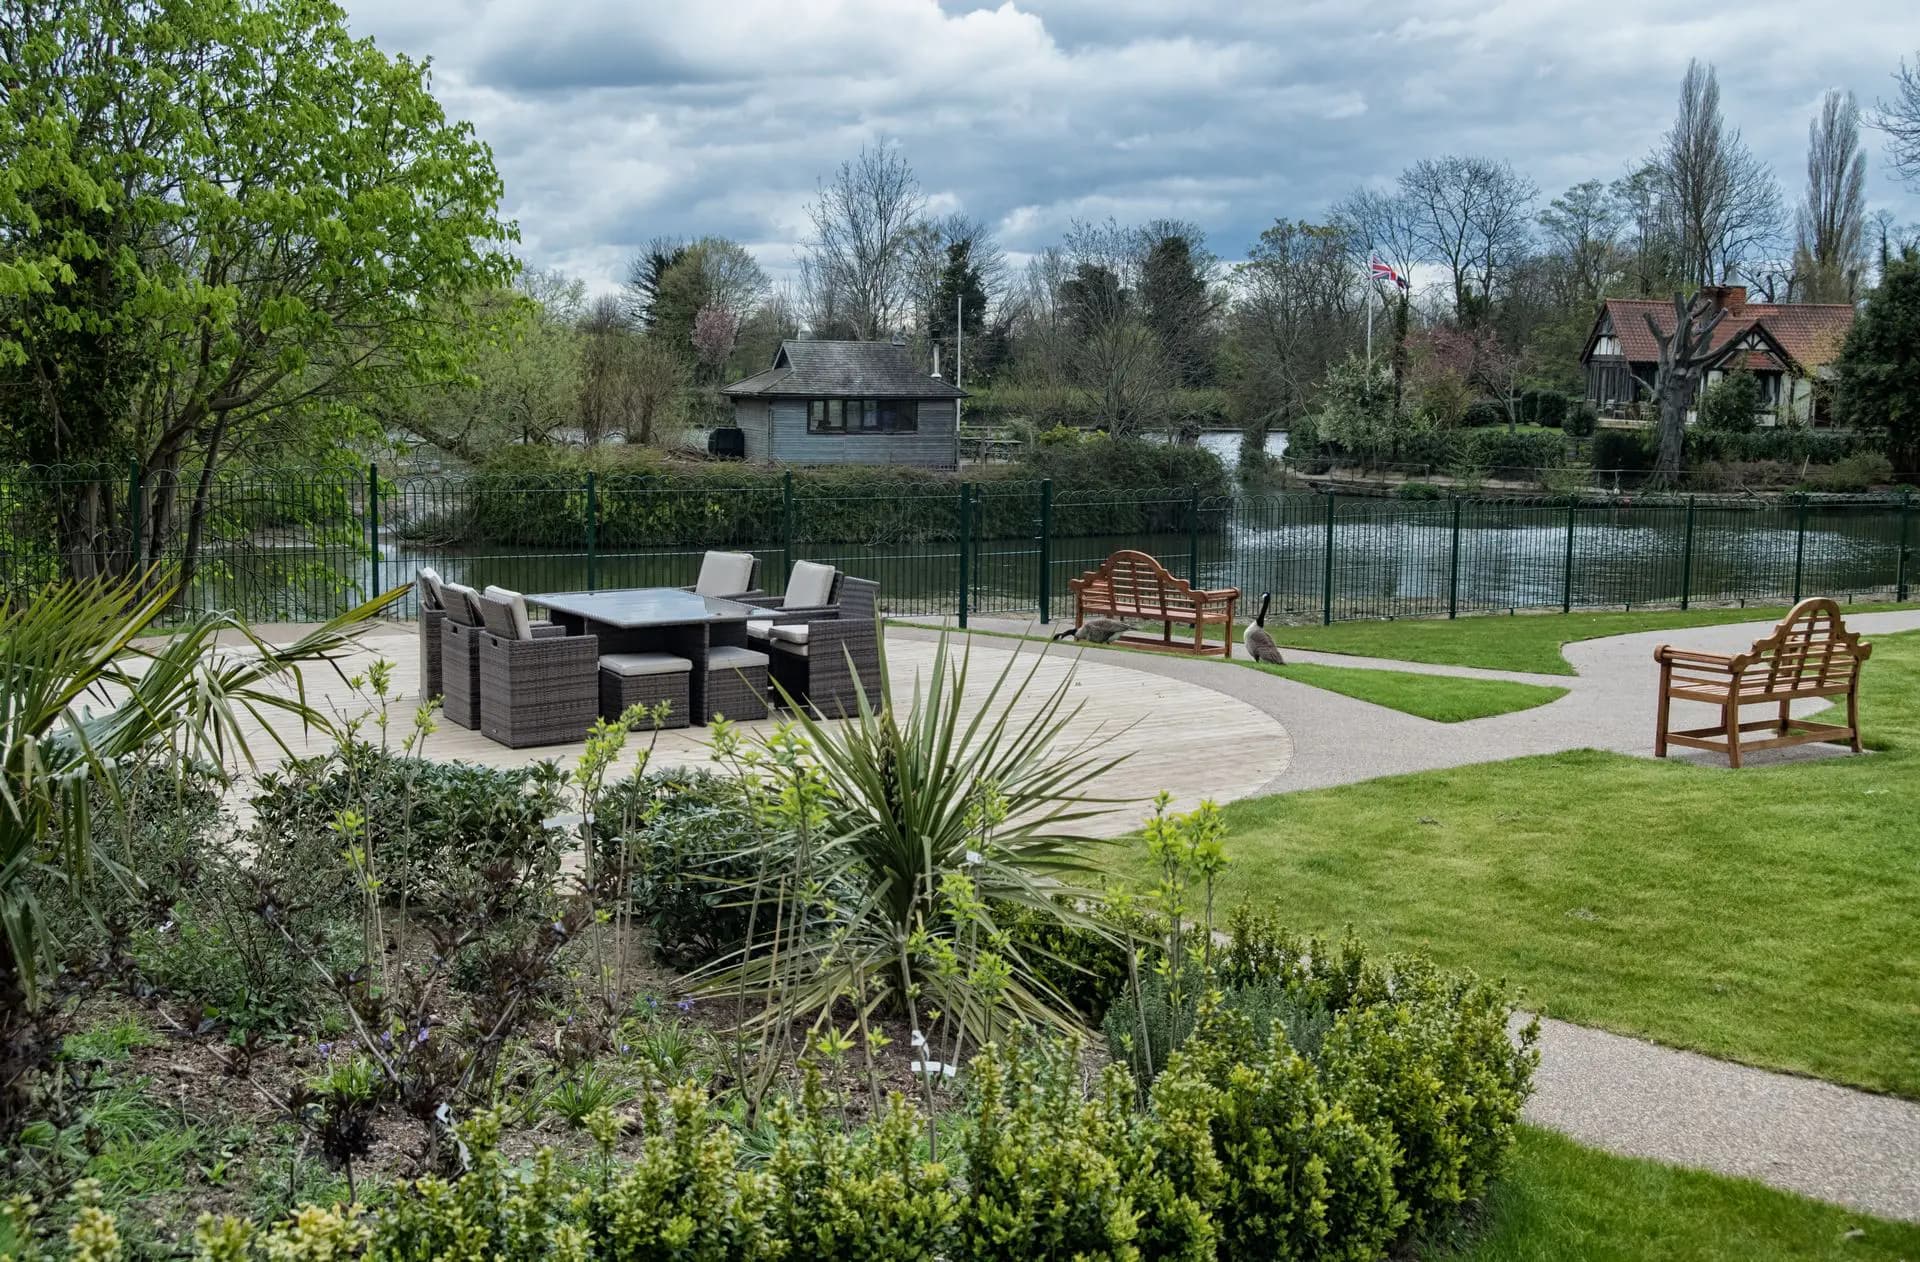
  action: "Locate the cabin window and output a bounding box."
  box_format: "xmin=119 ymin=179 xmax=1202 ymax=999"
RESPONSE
xmin=807 ymin=400 xmax=846 ymax=433
xmin=807 ymin=399 xmax=918 ymax=434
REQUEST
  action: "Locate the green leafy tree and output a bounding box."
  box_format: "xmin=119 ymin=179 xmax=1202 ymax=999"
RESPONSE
xmin=1697 ymin=370 xmax=1764 ymax=433
xmin=1311 ymin=355 xmax=1404 ymax=467
xmin=1834 ymin=250 xmax=1920 ymax=472
xmin=1139 ymin=224 xmax=1220 ymax=387
xmin=0 ymin=0 xmax=514 ymax=588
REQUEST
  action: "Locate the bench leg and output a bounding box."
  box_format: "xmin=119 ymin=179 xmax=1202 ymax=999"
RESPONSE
xmin=1222 ymin=617 xmax=1232 ymax=659
xmin=1193 ymin=619 xmax=1203 ymax=654
xmin=1654 ymin=663 xmax=1671 ymax=757
xmin=1848 ymin=684 xmax=1862 ymax=753
xmin=1723 ymin=693 xmax=1742 ymax=769
xmin=1777 ymin=698 xmax=1792 ymax=735
xmin=1162 ymin=619 xmax=1172 ymax=645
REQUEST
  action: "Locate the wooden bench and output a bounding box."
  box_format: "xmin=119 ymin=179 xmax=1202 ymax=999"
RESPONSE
xmin=1654 ymin=597 xmax=1871 ymax=768
xmin=1067 ymin=549 xmax=1240 ymax=657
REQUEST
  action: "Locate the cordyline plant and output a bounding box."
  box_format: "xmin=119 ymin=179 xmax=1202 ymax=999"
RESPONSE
xmin=698 ymin=634 xmax=1133 ymax=1130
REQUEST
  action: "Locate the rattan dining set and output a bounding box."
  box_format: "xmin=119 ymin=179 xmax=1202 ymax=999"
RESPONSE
xmin=413 ymin=552 xmax=883 ymax=748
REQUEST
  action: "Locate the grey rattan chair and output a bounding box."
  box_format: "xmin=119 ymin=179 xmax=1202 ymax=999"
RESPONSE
xmin=476 ymin=593 xmax=600 ymax=748
xmin=765 ymin=576 xmax=881 ymax=717
xmin=438 ymin=581 xmax=485 ymax=729
xmin=598 ymin=652 xmax=692 ymax=729
xmin=416 ymin=567 xmax=447 ymax=701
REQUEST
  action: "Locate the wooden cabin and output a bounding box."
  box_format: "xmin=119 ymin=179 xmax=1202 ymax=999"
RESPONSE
xmin=720 ymin=339 xmax=967 ymax=469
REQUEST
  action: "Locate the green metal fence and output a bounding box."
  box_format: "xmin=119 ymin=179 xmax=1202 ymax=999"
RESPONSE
xmin=2 ymin=463 xmax=1913 ymax=627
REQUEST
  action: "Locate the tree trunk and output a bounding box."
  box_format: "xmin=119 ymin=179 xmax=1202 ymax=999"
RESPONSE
xmin=1645 ymin=292 xmax=1727 ymax=488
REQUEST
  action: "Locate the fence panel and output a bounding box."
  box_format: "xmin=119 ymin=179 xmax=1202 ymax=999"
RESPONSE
xmin=3 ymin=464 xmax=1914 ymax=628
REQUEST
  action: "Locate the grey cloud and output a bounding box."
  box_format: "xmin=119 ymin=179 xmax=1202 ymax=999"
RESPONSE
xmin=346 ymin=0 xmax=1920 ymax=291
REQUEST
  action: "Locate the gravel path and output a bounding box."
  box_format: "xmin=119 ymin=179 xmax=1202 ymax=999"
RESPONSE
xmin=912 ymin=610 xmax=1920 ymax=1220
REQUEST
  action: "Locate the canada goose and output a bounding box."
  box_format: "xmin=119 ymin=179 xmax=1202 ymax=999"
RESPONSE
xmin=1052 ymin=617 xmax=1130 ymax=644
xmin=1243 ymin=593 xmax=1285 ymax=664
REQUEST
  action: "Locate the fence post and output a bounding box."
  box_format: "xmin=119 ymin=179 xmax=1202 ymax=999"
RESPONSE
xmin=957 ymin=482 xmax=973 ymax=629
xmin=1679 ymin=497 xmax=1696 ymax=611
xmin=367 ymin=462 xmax=380 ymax=599
xmin=1561 ymin=499 xmax=1576 ymax=614
xmin=1792 ymin=495 xmax=1808 ymax=603
xmin=1038 ymin=479 xmax=1053 ymax=624
xmin=1447 ymin=496 xmax=1461 ymax=619
xmin=780 ymin=470 xmax=794 ymax=582
xmin=1187 ymin=485 xmax=1200 ymax=586
xmin=1321 ymin=490 xmax=1336 ymax=626
xmin=1897 ymin=491 xmax=1913 ymax=604
xmin=584 ymin=471 xmax=598 ymax=592
xmin=127 ymin=457 xmax=144 ymax=576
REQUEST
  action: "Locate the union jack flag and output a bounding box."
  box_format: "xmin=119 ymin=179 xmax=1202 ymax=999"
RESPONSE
xmin=1369 ymin=256 xmax=1409 ymax=290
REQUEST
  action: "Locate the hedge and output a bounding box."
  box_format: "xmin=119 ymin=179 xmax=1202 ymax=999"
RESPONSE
xmin=394 ymin=439 xmax=1232 ymax=550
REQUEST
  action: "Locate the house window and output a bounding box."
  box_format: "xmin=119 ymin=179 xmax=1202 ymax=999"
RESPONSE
xmin=807 ymin=399 xmax=918 ymax=434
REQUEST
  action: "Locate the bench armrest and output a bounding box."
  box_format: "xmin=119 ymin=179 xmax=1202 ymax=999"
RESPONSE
xmin=1653 ymin=645 xmax=1743 ymax=670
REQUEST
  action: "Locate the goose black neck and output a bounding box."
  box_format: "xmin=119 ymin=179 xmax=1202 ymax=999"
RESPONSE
xmin=1257 ymin=593 xmax=1272 ymax=626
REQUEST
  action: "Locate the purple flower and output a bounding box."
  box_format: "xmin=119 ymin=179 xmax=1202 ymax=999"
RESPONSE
xmin=380 ymin=1031 xmax=393 ymax=1047
xmin=676 ymin=998 xmax=694 ymax=1014
xmin=316 ymin=1042 xmax=333 ymax=1059
xmin=416 ymin=1027 xmax=430 ymax=1044
xmin=620 ymin=1044 xmax=632 ymax=1055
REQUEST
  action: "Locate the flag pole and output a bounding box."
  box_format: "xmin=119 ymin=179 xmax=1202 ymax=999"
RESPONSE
xmin=1366 ymin=288 xmax=1374 ymax=365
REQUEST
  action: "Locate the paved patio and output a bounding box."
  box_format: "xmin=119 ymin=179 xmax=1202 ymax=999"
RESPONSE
xmin=249 ymin=622 xmax=1294 ymax=839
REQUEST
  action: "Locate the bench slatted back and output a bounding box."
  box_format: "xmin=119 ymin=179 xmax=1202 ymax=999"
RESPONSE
xmin=1751 ymin=598 xmax=1868 ymax=693
xmin=1075 ymin=549 xmax=1194 ymax=614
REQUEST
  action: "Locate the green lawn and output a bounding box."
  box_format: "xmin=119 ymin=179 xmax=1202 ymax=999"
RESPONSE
xmin=1250 ymin=660 xmax=1568 ymax=722
xmin=1106 ymin=630 xmax=1920 ymax=1097
xmin=1430 ymin=1126 xmax=1920 ymax=1261
xmin=1267 ymin=601 xmax=1911 ymax=675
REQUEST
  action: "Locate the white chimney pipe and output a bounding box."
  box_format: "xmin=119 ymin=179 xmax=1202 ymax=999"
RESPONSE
xmin=932 ymin=343 xmax=942 ymax=379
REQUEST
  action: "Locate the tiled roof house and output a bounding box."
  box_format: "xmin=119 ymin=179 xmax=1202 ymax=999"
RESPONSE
xmin=1579 ymin=286 xmax=1855 ymax=425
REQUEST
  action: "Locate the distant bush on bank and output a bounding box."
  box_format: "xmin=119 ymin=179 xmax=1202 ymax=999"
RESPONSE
xmin=394 ymin=437 xmax=1231 ymax=549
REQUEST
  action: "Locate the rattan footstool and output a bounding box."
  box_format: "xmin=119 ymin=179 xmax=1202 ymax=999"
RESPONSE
xmin=599 ymin=653 xmax=693 ymax=730
xmin=703 ymin=645 xmax=770 ymax=722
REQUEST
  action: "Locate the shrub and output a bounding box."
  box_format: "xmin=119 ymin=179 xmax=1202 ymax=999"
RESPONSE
xmin=1697 ymin=371 xmax=1764 ymax=434
xmin=1561 ymin=402 xmax=1598 ymax=438
xmin=1454 ymin=429 xmax=1567 ymax=477
xmin=1519 ymin=389 xmax=1568 ymax=428
xmin=1396 ymin=481 xmax=1446 ymax=501
xmin=1591 ymin=426 xmax=1657 ymax=473
xmin=247 ymin=744 xmax=569 ymax=919
xmin=594 ymin=767 xmax=770 ymax=971
xmin=1800 ymin=451 xmax=1896 ymax=493
xmin=1461 ymin=400 xmax=1508 ymax=428
xmin=1171 ymin=1006 xmax=1404 ymax=1261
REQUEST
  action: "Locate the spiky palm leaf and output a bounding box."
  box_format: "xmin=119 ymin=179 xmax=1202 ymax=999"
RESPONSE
xmin=699 ymin=633 xmax=1136 ymax=1037
xmin=0 ymin=574 xmax=405 ymax=1005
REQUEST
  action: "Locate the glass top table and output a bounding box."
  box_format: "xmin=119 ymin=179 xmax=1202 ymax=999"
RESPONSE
xmin=526 ymin=588 xmax=775 ymax=629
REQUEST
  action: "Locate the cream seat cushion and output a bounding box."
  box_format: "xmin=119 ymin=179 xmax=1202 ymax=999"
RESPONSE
xmin=784 ymin=561 xmax=837 ymax=608
xmin=707 ymin=645 xmax=770 ymax=670
xmin=600 ymin=652 xmax=693 ymax=677
xmin=694 ymin=551 xmax=757 ymax=597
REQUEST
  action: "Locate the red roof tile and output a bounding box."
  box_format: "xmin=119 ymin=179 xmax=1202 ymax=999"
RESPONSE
xmin=1595 ymin=298 xmax=1853 ymax=370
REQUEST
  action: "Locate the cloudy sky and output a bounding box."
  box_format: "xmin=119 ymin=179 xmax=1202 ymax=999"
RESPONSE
xmin=341 ymin=0 xmax=1920 ymax=294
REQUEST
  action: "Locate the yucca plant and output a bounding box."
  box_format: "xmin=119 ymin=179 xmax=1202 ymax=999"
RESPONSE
xmin=0 ymin=573 xmax=404 ymax=1014
xmin=702 ymin=634 xmax=1133 ymax=1091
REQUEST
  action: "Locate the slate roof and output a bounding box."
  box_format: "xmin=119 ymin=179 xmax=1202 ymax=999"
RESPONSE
xmin=722 ymin=340 xmax=968 ymax=399
xmin=1590 ymin=298 xmax=1854 ymax=371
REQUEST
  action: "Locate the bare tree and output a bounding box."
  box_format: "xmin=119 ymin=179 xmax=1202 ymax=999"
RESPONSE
xmin=1872 ymin=53 xmax=1920 ymax=183
xmin=799 ymin=143 xmax=927 ymax=339
xmin=1645 ymin=291 xmax=1728 ymax=485
xmin=1793 ymin=90 xmax=1869 ymax=302
xmin=1650 ymin=60 xmax=1783 ymax=287
xmin=1397 ymin=155 xmax=1538 ymax=323
xmin=1609 ymin=166 xmax=1682 ymax=297
xmin=577 ymin=297 xmax=686 ymax=446
xmin=1230 ymin=219 xmax=1361 ymax=427
xmin=1538 ymin=180 xmax=1624 ymax=308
